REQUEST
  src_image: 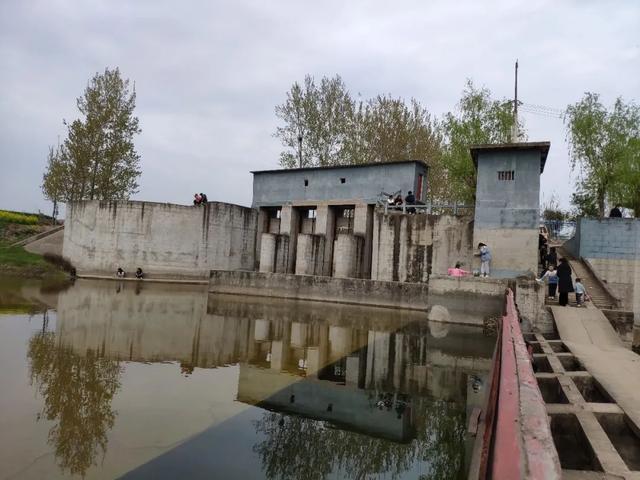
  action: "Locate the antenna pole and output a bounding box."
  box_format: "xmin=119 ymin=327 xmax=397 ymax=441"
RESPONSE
xmin=512 ymin=60 xmax=519 ymax=142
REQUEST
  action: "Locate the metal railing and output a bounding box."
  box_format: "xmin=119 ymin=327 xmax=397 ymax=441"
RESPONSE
xmin=380 ymin=201 xmax=474 ymax=216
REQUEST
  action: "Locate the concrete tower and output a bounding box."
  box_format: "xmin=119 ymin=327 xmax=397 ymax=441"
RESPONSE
xmin=470 ymin=142 xmax=550 ymax=278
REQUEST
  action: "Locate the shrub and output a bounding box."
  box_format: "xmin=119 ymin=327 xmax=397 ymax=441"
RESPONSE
xmin=43 ymin=253 xmax=75 ymax=272
xmin=0 ymin=210 xmax=39 ymax=225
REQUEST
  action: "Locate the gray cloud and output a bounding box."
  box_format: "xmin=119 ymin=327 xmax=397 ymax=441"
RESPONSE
xmin=1 ymin=0 xmax=638 ymax=214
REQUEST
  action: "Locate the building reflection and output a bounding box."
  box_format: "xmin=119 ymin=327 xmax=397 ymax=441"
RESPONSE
xmin=46 ymin=280 xmax=495 ymax=478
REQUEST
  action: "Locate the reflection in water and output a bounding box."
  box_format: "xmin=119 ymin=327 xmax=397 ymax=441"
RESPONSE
xmin=6 ymin=279 xmax=497 ymax=479
xmin=253 ymin=398 xmax=466 ymax=480
xmin=28 ymin=330 xmax=122 ymax=477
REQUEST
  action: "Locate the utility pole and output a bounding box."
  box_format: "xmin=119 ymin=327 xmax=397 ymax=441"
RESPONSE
xmin=297 ymin=134 xmax=303 ymax=168
xmin=512 ymin=60 xmax=519 ymax=142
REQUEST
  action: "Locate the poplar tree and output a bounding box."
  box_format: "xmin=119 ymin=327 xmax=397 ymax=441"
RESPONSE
xmin=42 ymin=67 xmax=141 ymax=203
xmin=565 ymin=93 xmax=640 ymax=217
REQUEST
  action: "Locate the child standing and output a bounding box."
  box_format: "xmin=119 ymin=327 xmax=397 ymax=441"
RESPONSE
xmin=477 ymin=243 xmax=492 ymax=278
xmin=538 ymin=266 xmax=559 ymax=299
xmin=574 ymin=278 xmax=587 ymax=307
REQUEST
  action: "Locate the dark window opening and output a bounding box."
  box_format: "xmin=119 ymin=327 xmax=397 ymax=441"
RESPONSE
xmin=304 ymin=179 xmax=308 ymax=186
xmin=340 ymin=178 xmax=346 ymax=184
xmin=498 ymin=170 xmax=515 ymax=181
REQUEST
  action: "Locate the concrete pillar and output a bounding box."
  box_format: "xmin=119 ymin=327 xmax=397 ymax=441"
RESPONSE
xmin=328 ymin=325 xmax=353 ymax=362
xmin=259 ymin=233 xmax=276 ymax=273
xmin=345 ymin=355 xmax=360 ymax=386
xmin=295 ymin=234 xmax=326 ymax=276
xmin=255 ymin=208 xmax=270 ymax=271
xmin=290 ymin=322 xmax=308 ymax=348
xmin=274 ymin=235 xmax=290 ymax=273
xmin=354 ymin=203 xmax=374 ymax=279
xmin=279 ymin=205 xmax=299 ymax=274
xmin=333 ymin=233 xmax=365 ymax=278
xmin=254 ymin=319 xmax=271 ymax=342
xmin=315 ymin=204 xmax=336 ymax=276
xmin=270 ymin=340 xmax=287 ymax=371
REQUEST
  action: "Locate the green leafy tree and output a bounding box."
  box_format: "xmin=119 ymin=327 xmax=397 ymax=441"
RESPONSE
xmin=29 ymin=331 xmax=122 ymax=477
xmin=439 ymin=80 xmax=522 ymax=203
xmin=275 ymin=75 xmax=354 ymax=168
xmin=274 ymin=75 xmax=441 ymax=179
xmin=42 ymin=67 xmax=141 ymax=204
xmin=570 ymin=181 xmax=599 ymax=218
xmin=565 ymin=93 xmax=640 ymax=217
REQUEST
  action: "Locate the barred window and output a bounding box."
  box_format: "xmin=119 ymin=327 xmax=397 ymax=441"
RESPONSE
xmin=498 ymin=170 xmax=515 ymax=181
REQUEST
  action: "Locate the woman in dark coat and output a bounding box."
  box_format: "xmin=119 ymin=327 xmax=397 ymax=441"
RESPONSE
xmin=556 ymin=258 xmax=574 ymax=306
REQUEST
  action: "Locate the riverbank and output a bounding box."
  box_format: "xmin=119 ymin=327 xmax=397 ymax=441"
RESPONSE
xmin=0 ymin=220 xmax=66 ymax=278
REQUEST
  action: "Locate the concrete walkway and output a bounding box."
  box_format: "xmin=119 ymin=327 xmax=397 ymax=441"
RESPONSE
xmin=551 ymin=305 xmax=640 ymax=461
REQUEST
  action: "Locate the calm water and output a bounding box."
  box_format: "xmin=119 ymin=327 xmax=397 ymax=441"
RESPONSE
xmin=0 ymin=277 xmax=496 ymax=480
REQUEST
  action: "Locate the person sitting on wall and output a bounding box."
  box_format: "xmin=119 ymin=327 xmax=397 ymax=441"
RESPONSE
xmin=405 ymin=190 xmax=416 ymax=214
xmin=447 ymin=262 xmax=470 ymax=277
xmin=116 ymin=267 xmax=126 ymax=278
xmin=200 ymin=192 xmax=208 ymax=204
xmin=193 ymin=193 xmax=202 ymax=206
xmin=387 ymin=195 xmax=395 ymax=206
xmin=135 ymin=267 xmax=144 ymax=279
xmin=394 ymin=194 xmax=403 ymax=206
xmin=609 ymin=205 xmax=623 ymax=218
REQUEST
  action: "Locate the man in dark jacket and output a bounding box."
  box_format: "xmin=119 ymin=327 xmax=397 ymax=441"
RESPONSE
xmin=556 ymin=258 xmax=574 ymax=306
xmin=609 ymin=205 xmax=622 ymax=218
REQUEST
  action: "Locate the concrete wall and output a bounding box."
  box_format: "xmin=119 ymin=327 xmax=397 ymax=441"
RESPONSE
xmin=209 ymin=270 xmax=505 ymax=321
xmin=371 ymin=212 xmax=474 ymax=283
xmin=252 ymin=161 xmax=428 ymax=207
xmin=63 ymin=200 xmax=258 ymax=279
xmin=567 ymin=218 xmax=640 ymax=322
xmin=473 ymin=147 xmax=542 ymax=278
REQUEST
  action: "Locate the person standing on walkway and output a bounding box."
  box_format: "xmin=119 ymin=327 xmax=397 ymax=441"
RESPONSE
xmin=476 ymin=243 xmax=492 ymax=278
xmin=556 ymin=258 xmax=574 ymax=306
xmin=574 ymin=278 xmax=587 ymax=307
xmin=538 ymin=265 xmax=559 ymax=299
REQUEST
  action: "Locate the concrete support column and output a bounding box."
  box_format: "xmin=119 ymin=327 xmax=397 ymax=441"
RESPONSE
xmin=315 ymin=205 xmax=336 ymax=276
xmin=254 ymin=208 xmax=271 ymax=271
xmin=279 ymin=205 xmax=299 ymax=274
xmin=259 ymin=233 xmax=276 ymax=273
xmin=333 ymin=234 xmax=365 ymax=278
xmin=354 ymin=203 xmax=374 ymax=279
xmin=295 ymin=234 xmax=326 ymax=276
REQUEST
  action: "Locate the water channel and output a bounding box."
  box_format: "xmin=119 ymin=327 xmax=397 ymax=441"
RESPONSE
xmin=0 ymin=277 xmax=497 ymax=479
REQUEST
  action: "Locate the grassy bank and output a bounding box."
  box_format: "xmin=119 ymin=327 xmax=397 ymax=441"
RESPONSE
xmin=0 ymin=215 xmax=66 ymax=278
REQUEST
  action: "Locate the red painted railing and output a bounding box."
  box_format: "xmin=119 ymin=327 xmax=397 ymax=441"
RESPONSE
xmin=473 ymin=289 xmax=561 ymax=480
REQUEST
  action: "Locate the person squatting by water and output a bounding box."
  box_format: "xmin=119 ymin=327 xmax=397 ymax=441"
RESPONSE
xmin=538 ymin=265 xmax=559 ymax=299
xmin=476 ymin=243 xmax=492 ymax=277
xmin=574 ymin=278 xmax=587 ymax=307
xmin=135 ymin=268 xmax=144 ymax=279
xmin=556 ymin=258 xmax=574 ymax=306
xmin=447 ymin=262 xmax=470 ymax=277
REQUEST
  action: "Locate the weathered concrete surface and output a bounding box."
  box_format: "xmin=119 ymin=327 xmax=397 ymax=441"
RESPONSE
xmin=63 ymin=200 xmax=257 ymax=278
xmin=209 ymin=270 xmax=504 ymax=321
xmin=23 ymin=227 xmax=64 ymax=256
xmin=551 ymin=305 xmax=640 ymax=436
xmin=251 ymin=160 xmax=427 ymax=207
xmin=371 ymin=212 xmax=474 ymax=283
xmin=564 ymin=218 xmax=640 ymax=328
xmin=472 ymin=143 xmax=548 ymax=278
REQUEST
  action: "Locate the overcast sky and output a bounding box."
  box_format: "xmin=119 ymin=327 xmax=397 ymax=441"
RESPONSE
xmin=1 ymin=0 xmax=638 ymax=214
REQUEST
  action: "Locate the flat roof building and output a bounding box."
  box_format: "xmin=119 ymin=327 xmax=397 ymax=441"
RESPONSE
xmin=251 ymin=160 xmax=428 ymax=207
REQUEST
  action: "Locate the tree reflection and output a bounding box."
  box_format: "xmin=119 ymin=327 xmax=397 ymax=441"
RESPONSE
xmin=28 ymin=331 xmax=122 ymax=477
xmin=253 ymin=398 xmax=466 ymax=480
